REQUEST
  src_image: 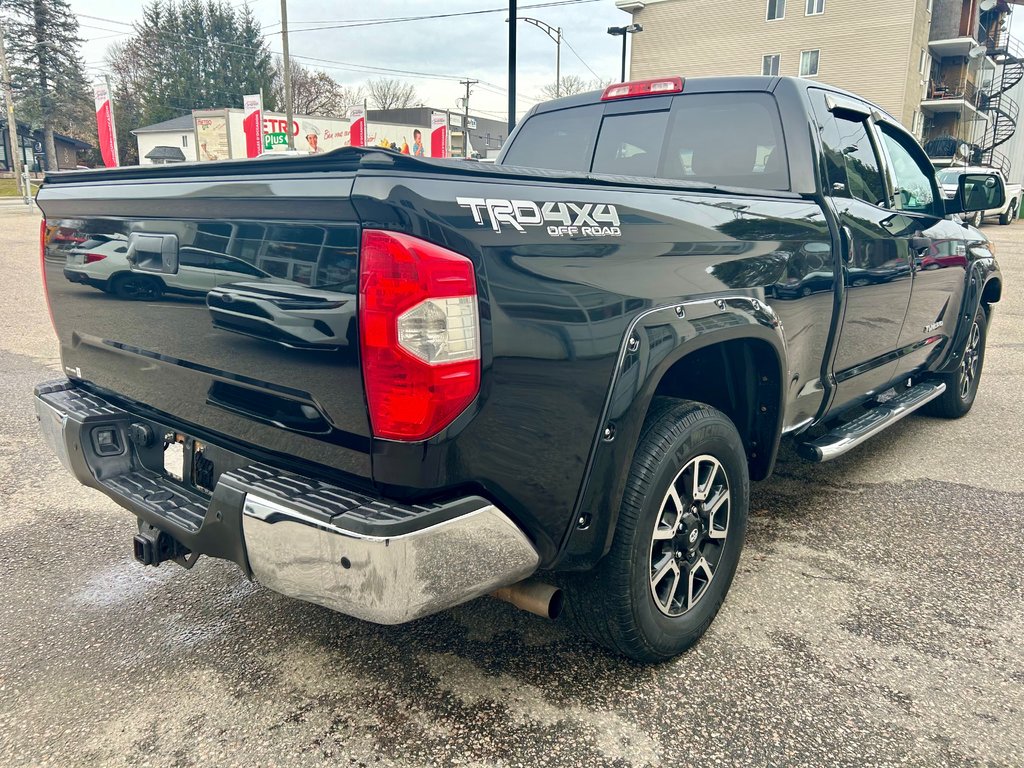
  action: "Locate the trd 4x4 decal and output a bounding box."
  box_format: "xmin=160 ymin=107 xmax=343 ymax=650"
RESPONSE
xmin=457 ymin=197 xmax=622 ymax=237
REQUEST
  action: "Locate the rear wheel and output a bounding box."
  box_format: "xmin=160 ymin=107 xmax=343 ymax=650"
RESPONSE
xmin=923 ymin=304 xmax=988 ymax=419
xmin=565 ymin=398 xmax=749 ymax=662
xmin=110 ymin=273 xmax=163 ymax=301
xmin=999 ymin=200 xmax=1017 ymax=225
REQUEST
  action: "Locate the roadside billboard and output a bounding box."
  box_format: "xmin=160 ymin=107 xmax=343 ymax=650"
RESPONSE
xmin=195 ymin=112 xmax=230 ymax=161
xmin=194 ymin=109 xmax=352 ymax=160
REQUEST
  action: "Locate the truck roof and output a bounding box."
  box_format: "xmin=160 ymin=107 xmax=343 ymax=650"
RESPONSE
xmin=532 ymin=75 xmax=896 ymax=123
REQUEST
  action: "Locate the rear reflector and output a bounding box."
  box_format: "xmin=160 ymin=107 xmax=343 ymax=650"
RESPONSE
xmin=359 ymin=230 xmax=480 ymax=441
xmin=601 ymin=77 xmax=684 ymax=101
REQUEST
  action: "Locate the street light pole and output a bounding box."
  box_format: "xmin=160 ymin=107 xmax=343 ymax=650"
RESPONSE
xmin=510 ymin=17 xmax=562 ymax=97
xmin=607 ymin=24 xmax=643 ymax=83
xmin=0 ymin=22 xmax=25 ymax=195
xmin=621 ymin=33 xmax=628 ymax=82
xmin=279 ymin=0 xmax=295 ymax=150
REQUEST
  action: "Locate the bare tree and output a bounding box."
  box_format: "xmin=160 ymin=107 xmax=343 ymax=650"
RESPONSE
xmin=366 ymin=78 xmax=418 ymax=110
xmin=272 ymin=60 xmax=354 ymax=116
xmin=338 ymin=84 xmax=367 ymax=112
xmin=538 ymin=75 xmax=610 ymax=101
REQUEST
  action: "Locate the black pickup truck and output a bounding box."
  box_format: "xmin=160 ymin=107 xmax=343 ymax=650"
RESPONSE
xmin=34 ymin=76 xmax=1003 ymax=662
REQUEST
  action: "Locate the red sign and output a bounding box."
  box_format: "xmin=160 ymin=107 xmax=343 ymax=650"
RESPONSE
xmin=348 ymin=106 xmax=366 ymax=147
xmin=430 ymin=112 xmax=448 ymax=159
xmin=243 ymin=94 xmax=263 ymax=158
xmin=93 ymin=83 xmax=119 ymax=168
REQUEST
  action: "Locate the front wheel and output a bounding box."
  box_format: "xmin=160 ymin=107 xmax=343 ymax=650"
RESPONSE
xmin=923 ymin=305 xmax=988 ymax=419
xmin=565 ymin=399 xmax=749 ymax=662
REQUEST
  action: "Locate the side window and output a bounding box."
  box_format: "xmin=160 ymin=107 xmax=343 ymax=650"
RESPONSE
xmin=592 ymin=110 xmax=669 ymax=177
xmin=876 ymin=124 xmax=940 ymax=216
xmin=824 ymin=113 xmax=889 ymax=207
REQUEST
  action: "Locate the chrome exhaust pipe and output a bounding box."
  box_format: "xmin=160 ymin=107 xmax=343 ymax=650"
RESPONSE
xmin=491 ymin=579 xmax=563 ymax=620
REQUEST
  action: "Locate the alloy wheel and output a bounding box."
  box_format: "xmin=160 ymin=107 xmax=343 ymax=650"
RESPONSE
xmin=959 ymin=320 xmax=982 ymax=400
xmin=649 ymin=454 xmax=731 ymax=617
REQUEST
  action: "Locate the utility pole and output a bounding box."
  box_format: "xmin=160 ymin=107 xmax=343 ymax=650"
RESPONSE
xmin=460 ymin=79 xmax=477 ymax=158
xmin=508 ymin=0 xmax=516 ymax=135
xmin=0 ymin=22 xmax=25 ymax=194
xmin=279 ymin=0 xmax=295 ymax=149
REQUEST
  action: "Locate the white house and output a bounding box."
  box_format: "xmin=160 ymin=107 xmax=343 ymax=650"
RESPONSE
xmin=132 ymin=115 xmax=197 ymax=165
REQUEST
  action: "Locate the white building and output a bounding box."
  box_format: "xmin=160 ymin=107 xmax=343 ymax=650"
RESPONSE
xmin=131 ymin=115 xmax=197 ymax=165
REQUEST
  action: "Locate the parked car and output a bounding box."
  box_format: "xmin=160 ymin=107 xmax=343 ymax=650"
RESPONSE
xmin=35 ymin=76 xmax=1002 ymax=662
xmin=64 ymin=241 xmax=289 ymax=300
xmin=937 ymin=166 xmax=1020 ymax=225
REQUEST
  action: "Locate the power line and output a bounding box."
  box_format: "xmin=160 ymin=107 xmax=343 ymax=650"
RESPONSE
xmin=74 ymin=16 xmax=514 ymax=92
xmin=560 ymin=32 xmax=601 ymax=80
xmin=261 ymin=0 xmax=601 ymax=33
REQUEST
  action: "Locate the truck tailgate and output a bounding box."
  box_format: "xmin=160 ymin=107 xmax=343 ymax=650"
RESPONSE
xmin=37 ymin=170 xmax=372 ymax=482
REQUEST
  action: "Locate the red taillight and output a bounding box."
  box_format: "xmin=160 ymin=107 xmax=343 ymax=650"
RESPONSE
xmin=601 ymin=77 xmax=684 ymax=101
xmin=84 ymin=253 xmax=107 ymax=264
xmin=359 ymin=230 xmax=480 ymax=441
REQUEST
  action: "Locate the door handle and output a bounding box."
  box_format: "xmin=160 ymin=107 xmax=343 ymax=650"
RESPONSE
xmin=840 ymin=225 xmax=854 ymax=263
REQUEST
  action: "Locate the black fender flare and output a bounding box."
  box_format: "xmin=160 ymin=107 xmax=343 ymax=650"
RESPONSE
xmin=554 ymin=295 xmax=788 ymax=570
xmin=937 ymin=254 xmax=999 ymax=374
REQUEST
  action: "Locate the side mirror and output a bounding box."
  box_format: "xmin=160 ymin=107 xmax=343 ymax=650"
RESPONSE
xmin=948 ymin=172 xmax=1006 ymax=215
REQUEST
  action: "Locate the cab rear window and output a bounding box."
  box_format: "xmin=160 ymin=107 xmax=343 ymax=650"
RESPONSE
xmin=503 ymin=92 xmax=789 ymax=191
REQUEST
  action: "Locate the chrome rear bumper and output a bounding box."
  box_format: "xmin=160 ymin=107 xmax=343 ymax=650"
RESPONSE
xmin=35 ymin=379 xmax=540 ymax=624
xmin=242 ymin=495 xmax=539 ymax=624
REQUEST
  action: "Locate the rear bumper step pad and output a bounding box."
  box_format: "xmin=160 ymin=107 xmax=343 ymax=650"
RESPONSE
xmin=34 ymin=379 xmax=539 ymax=623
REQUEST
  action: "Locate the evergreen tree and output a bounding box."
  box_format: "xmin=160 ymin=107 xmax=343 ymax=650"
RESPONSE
xmin=1 ymin=0 xmax=92 ymax=170
xmin=110 ymin=0 xmax=277 ymax=132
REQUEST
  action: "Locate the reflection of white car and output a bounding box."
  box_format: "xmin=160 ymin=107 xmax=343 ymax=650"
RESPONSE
xmin=937 ymin=166 xmax=1020 ymax=226
xmin=64 ymin=244 xmax=287 ymax=300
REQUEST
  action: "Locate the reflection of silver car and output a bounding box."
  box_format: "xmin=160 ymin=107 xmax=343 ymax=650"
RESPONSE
xmin=207 ymin=282 xmax=356 ymax=350
xmin=64 ymin=246 xmax=288 ymax=300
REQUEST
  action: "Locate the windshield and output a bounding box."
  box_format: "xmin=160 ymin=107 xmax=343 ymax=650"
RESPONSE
xmin=937 ymin=170 xmax=962 ymax=184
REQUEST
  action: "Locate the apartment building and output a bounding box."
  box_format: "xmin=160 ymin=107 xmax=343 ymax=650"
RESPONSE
xmin=616 ymin=0 xmax=932 ymax=128
xmin=616 ymin=0 xmax=1024 ymax=175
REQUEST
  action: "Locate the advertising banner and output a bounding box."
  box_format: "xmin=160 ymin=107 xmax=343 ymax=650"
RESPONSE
xmin=348 ymin=106 xmax=366 ymax=147
xmin=242 ymin=93 xmax=264 ymax=158
xmin=430 ymin=111 xmax=448 ymax=159
xmin=93 ymin=82 xmax=119 ymax=168
xmin=195 ymin=114 xmax=229 ymax=161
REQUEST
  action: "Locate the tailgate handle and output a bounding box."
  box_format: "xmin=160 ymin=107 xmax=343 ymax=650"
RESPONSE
xmin=127 ymin=233 xmax=179 ymax=274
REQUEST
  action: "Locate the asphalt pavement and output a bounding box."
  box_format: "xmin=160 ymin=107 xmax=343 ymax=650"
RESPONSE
xmin=1 ymin=204 xmax=1022 ymax=767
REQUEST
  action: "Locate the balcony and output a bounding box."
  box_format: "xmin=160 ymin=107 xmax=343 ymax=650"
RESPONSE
xmin=920 ymin=81 xmax=990 ymax=122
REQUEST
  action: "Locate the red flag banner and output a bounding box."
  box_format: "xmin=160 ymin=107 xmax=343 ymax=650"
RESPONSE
xmin=243 ymin=94 xmax=264 ymax=158
xmin=430 ymin=112 xmax=448 ymax=159
xmin=348 ymin=106 xmax=366 ymax=147
xmin=93 ymin=82 xmax=119 ymax=168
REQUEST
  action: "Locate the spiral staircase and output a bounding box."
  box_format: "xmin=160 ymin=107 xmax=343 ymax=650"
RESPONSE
xmin=978 ymin=28 xmax=1024 ymax=175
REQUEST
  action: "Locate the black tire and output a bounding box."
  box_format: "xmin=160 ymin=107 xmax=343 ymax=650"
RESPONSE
xmin=923 ymin=304 xmax=988 ymax=419
xmin=565 ymin=398 xmax=749 ymax=662
xmin=110 ymin=273 xmax=163 ymax=301
xmin=999 ymin=201 xmax=1016 ymax=225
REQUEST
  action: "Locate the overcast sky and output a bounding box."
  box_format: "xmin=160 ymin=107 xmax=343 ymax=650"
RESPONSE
xmin=71 ymin=0 xmax=630 ymax=122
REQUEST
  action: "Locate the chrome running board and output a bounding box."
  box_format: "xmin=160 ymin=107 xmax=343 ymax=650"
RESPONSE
xmin=798 ymin=381 xmax=946 ymax=462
